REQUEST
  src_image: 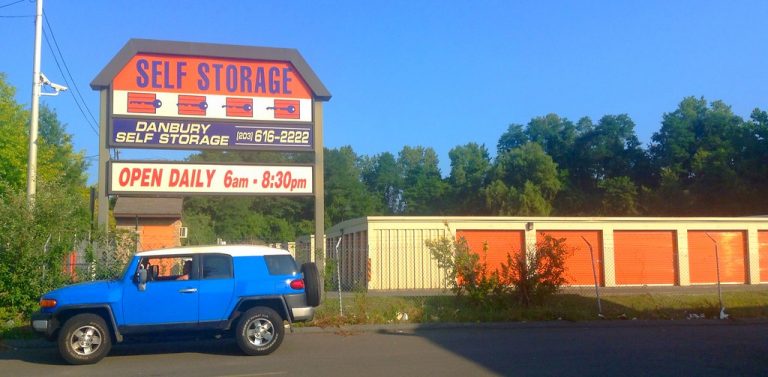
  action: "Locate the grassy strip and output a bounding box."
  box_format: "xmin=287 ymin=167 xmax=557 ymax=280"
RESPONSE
xmin=0 ymin=312 xmax=36 ymax=340
xmin=309 ymin=290 xmax=768 ymax=327
xmin=3 ymin=290 xmax=767 ymax=339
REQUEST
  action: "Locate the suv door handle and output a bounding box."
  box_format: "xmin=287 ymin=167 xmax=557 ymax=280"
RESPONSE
xmin=178 ymin=288 xmax=198 ymax=294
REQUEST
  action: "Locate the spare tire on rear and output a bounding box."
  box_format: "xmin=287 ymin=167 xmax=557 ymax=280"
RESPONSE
xmin=301 ymin=262 xmax=321 ymax=307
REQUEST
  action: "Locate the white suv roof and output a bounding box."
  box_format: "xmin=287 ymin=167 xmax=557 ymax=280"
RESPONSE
xmin=136 ymin=245 xmax=292 ymax=258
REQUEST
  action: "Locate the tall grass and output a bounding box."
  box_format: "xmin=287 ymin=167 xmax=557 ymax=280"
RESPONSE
xmin=309 ymin=290 xmax=768 ymax=327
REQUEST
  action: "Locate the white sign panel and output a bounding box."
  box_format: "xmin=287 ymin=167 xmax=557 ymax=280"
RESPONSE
xmin=113 ymin=91 xmax=313 ymax=123
xmin=109 ymin=161 xmax=313 ymax=195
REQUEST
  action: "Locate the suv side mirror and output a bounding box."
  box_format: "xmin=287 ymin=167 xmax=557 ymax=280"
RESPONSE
xmin=137 ymin=268 xmax=147 ymax=291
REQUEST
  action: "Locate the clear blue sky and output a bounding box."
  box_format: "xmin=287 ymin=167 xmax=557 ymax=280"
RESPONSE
xmin=1 ymin=1 xmax=766 ymax=184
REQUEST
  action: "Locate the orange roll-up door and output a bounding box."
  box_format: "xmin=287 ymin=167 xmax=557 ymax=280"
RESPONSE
xmin=537 ymin=230 xmax=602 ymax=286
xmin=614 ymin=231 xmax=677 ymax=285
xmin=456 ymin=230 xmax=525 ymax=273
xmin=688 ymin=231 xmax=746 ymax=284
xmin=759 ymin=231 xmax=768 ymax=283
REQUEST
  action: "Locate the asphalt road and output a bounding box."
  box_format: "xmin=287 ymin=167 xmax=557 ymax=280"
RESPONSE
xmin=2 ymin=320 xmax=767 ymax=377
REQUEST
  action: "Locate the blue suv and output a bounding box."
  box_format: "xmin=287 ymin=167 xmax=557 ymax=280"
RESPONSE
xmin=31 ymin=245 xmax=321 ymax=364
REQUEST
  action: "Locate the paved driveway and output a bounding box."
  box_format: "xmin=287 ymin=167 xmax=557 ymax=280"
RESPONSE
xmin=2 ymin=320 xmax=767 ymax=376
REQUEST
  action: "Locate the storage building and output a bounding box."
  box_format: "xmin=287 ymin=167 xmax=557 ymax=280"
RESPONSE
xmin=316 ymin=216 xmax=768 ymax=291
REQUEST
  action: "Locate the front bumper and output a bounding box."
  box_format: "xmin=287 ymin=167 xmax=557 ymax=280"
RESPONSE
xmin=30 ymin=312 xmax=59 ymax=339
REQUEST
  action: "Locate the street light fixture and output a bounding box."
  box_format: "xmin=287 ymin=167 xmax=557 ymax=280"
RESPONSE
xmin=39 ymin=72 xmax=68 ymax=95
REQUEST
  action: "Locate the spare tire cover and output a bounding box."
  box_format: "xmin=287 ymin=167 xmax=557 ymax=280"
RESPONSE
xmin=301 ymin=262 xmax=321 ymax=307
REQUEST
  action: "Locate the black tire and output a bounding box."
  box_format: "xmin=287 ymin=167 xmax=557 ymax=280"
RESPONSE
xmin=57 ymin=313 xmax=112 ymax=365
xmin=301 ymin=262 xmax=321 ymax=307
xmin=236 ymin=307 xmax=285 ymax=356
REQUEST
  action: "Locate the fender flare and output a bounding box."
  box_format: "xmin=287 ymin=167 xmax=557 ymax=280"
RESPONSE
xmin=227 ymin=295 xmax=291 ymax=329
xmin=53 ymin=304 xmax=123 ymax=343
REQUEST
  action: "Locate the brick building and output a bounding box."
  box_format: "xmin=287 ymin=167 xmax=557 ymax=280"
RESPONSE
xmin=114 ymin=197 xmax=184 ymax=251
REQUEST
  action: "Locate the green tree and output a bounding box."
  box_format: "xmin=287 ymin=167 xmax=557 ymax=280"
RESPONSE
xmin=448 ymin=143 xmax=490 ymax=215
xmin=597 ymin=176 xmax=639 ymax=215
xmin=485 ymin=143 xmax=561 ymax=215
xmin=650 ymin=97 xmax=747 ymax=215
xmin=0 ymin=75 xmax=87 ymax=196
xmin=37 ymin=105 xmax=88 ymax=191
xmin=398 ymin=146 xmax=447 ymax=215
xmin=496 ymin=123 xmax=528 ymax=155
xmin=483 ymin=179 xmax=518 ymax=216
xmin=525 ymin=114 xmax=577 ymax=166
xmin=181 ymin=212 xmax=216 ymax=245
xmin=324 ymin=146 xmax=380 ymax=224
xmin=0 ymin=73 xmax=30 ymax=190
xmin=496 ymin=114 xmax=577 ymax=167
xmin=560 ymin=114 xmax=648 ymax=215
xmin=738 ymin=108 xmax=768 ymax=213
xmin=361 ymin=152 xmax=403 ymax=214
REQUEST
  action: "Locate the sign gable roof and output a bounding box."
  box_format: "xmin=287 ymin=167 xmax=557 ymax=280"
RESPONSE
xmin=91 ymin=39 xmax=331 ymax=101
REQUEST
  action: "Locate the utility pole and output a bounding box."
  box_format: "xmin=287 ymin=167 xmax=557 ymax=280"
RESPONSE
xmin=27 ymin=0 xmax=43 ymax=204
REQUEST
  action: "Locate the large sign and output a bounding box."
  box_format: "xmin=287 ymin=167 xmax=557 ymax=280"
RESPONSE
xmin=110 ymin=118 xmax=313 ymax=151
xmin=108 ymin=161 xmax=313 ymax=195
xmin=95 ymin=42 xmax=329 ymax=152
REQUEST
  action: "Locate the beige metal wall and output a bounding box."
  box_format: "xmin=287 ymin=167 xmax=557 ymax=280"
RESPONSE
xmin=322 ymin=217 xmax=768 ymax=291
xmin=295 ymin=235 xmax=325 ymax=264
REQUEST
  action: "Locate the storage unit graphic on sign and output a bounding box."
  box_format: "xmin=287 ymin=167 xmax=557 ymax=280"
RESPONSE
xmin=111 ymin=55 xmax=312 ymax=122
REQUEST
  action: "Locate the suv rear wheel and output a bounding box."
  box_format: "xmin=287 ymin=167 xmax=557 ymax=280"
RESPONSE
xmin=57 ymin=313 xmax=112 ymax=365
xmin=236 ymin=307 xmax=284 ymax=355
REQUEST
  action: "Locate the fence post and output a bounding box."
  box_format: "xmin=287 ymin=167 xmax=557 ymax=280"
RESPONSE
xmin=704 ymin=232 xmax=726 ymax=318
xmin=581 ymin=236 xmax=603 ymax=317
xmin=335 ymin=236 xmax=343 ymax=317
xmin=42 ymin=234 xmax=51 ymax=281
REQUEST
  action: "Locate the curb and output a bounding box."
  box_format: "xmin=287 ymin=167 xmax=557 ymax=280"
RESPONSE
xmin=290 ymin=317 xmax=768 ymax=334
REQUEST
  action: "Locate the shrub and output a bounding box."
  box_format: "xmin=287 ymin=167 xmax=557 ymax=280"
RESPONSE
xmin=427 ymin=235 xmax=571 ymax=308
xmin=499 ymin=235 xmax=571 ymax=306
xmin=426 ymin=237 xmax=502 ymax=307
xmin=0 ymin=182 xmax=88 ymax=316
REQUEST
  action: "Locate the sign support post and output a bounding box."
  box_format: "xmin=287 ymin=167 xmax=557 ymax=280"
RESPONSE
xmin=26 ymin=0 xmax=43 ymax=204
xmin=314 ymin=101 xmax=325 ymax=273
xmin=97 ymin=89 xmax=109 ymax=232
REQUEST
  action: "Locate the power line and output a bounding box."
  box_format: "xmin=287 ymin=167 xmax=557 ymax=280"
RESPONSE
xmin=42 ymin=29 xmax=99 ymax=135
xmin=0 ymin=0 xmax=25 ymax=9
xmin=0 ymin=14 xmax=32 ymax=18
xmin=43 ymin=13 xmax=99 ymax=127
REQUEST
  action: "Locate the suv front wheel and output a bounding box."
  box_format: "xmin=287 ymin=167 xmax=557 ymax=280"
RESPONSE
xmin=236 ymin=307 xmax=285 ymax=355
xmin=57 ymin=313 xmax=112 ymax=365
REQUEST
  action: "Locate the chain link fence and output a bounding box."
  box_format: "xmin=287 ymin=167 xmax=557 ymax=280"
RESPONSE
xmin=300 ymin=229 xmax=768 ymax=323
xmin=64 ymin=230 xmax=137 ymax=282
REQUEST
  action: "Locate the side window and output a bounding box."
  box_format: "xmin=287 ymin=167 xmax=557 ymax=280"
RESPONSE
xmin=141 ymin=256 xmax=195 ymax=281
xmin=264 ymin=255 xmax=299 ymax=275
xmin=202 ymin=254 xmax=233 ymax=279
